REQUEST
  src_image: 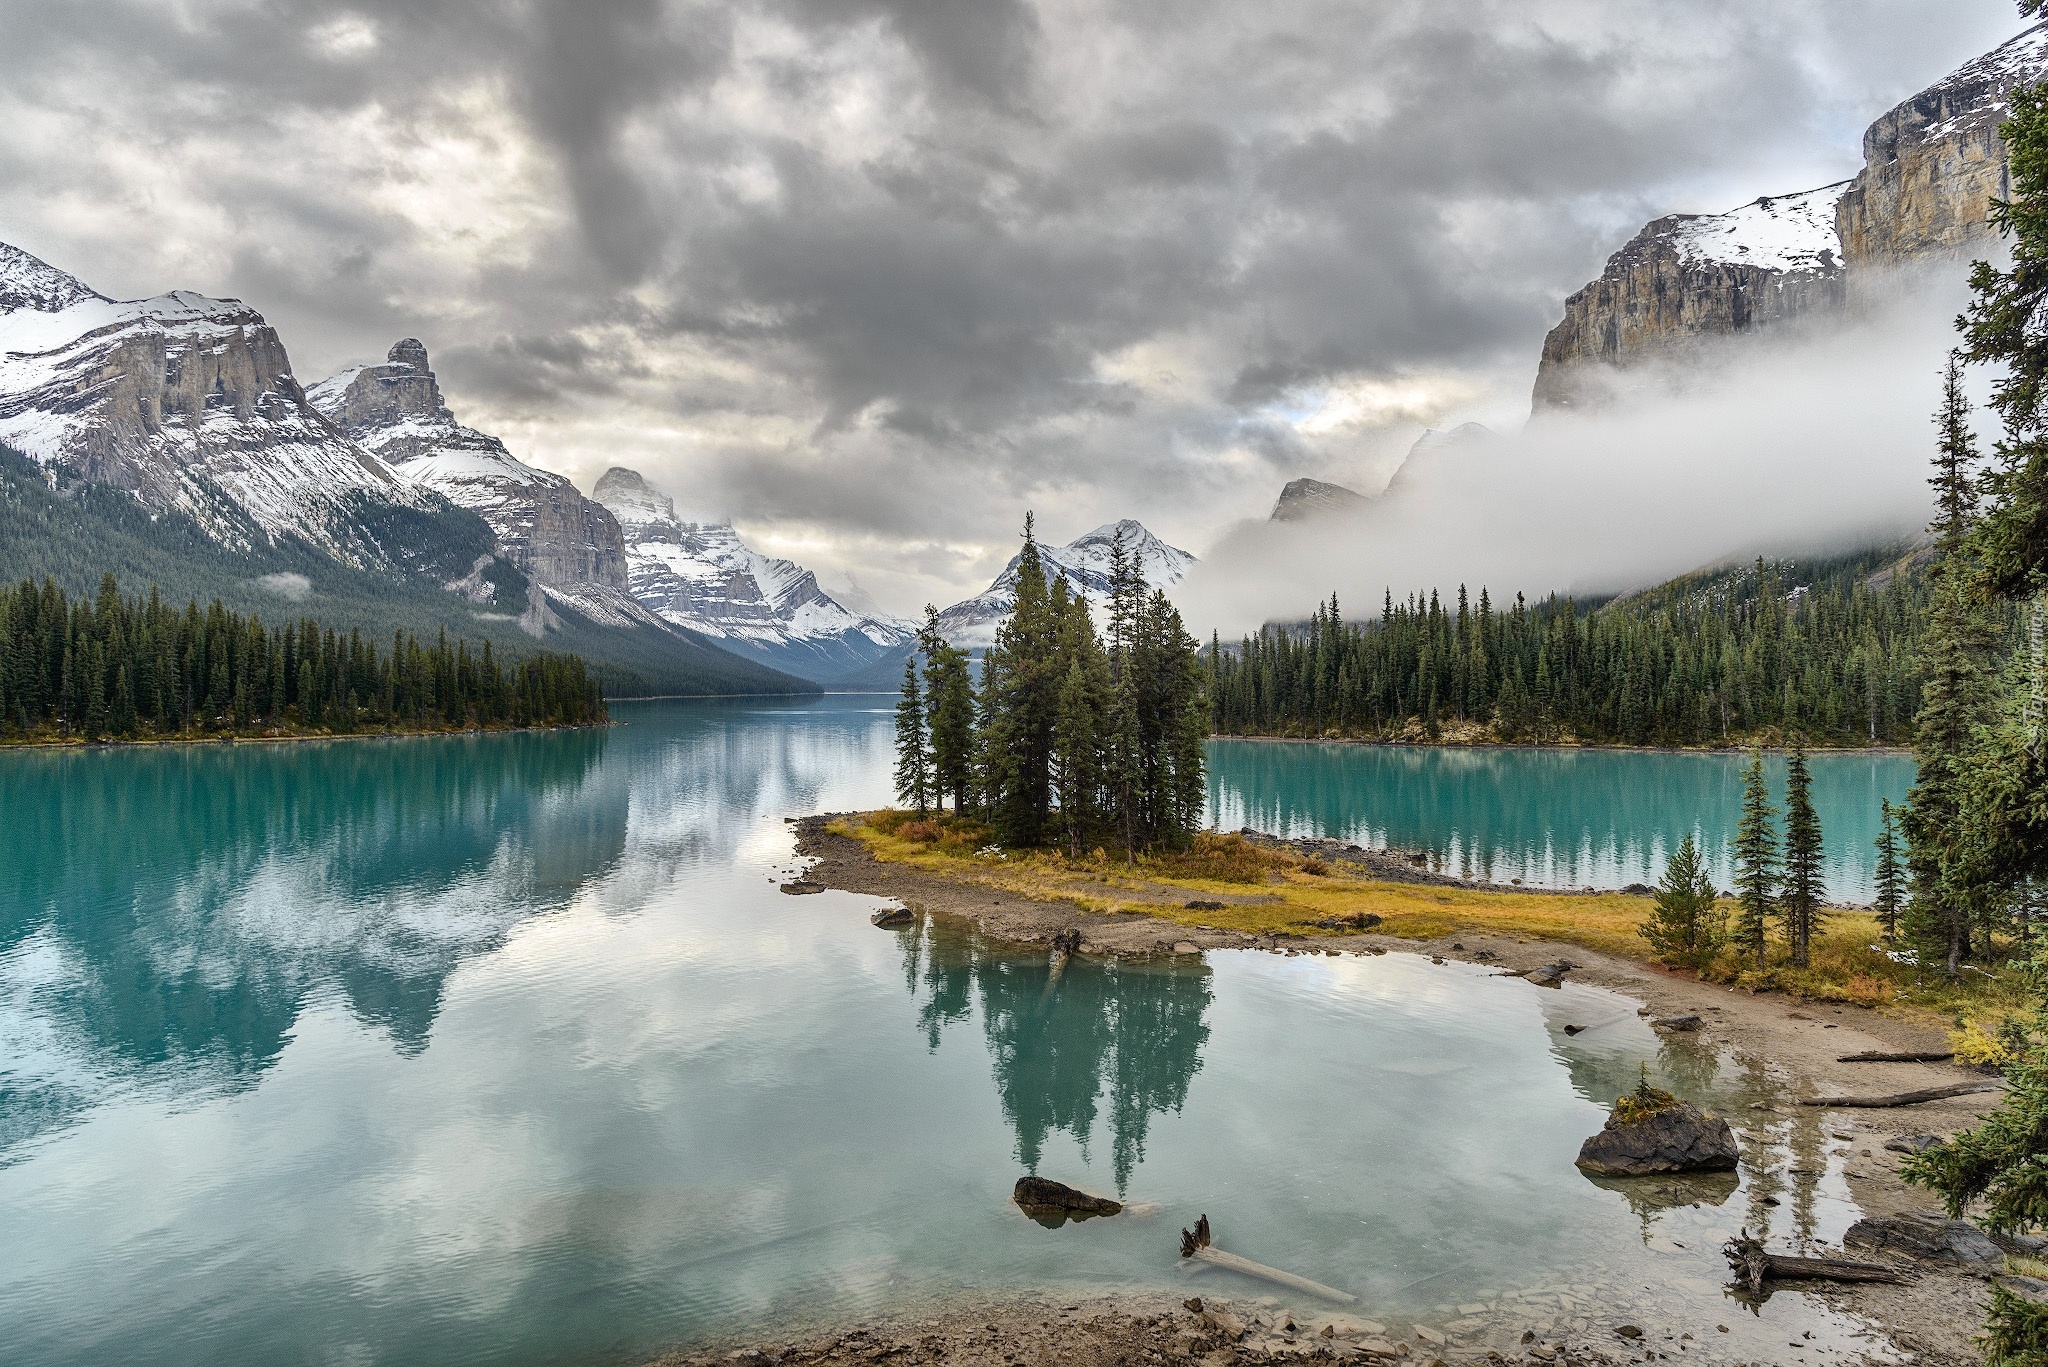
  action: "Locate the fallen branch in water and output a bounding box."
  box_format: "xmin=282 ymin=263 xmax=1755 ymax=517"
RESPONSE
xmin=1798 ymin=1081 xmax=2000 ymax=1109
xmin=1835 ymin=1051 xmax=1955 ymax=1063
xmin=1723 ymin=1231 xmax=1906 ymax=1298
xmin=1179 ymin=1215 xmax=1356 ymax=1304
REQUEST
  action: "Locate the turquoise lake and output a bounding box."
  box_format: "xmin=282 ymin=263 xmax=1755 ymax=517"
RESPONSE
xmin=0 ymin=699 xmax=1913 ymax=1365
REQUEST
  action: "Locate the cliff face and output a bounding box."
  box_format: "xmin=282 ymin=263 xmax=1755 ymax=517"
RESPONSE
xmin=0 ymin=243 xmax=446 ymax=566
xmin=1532 ymin=23 xmax=2048 ymax=412
xmin=1532 ymin=187 xmax=1848 ymax=412
xmin=309 ymin=341 xmax=638 ymax=616
xmin=1838 ymin=26 xmax=2048 ymax=267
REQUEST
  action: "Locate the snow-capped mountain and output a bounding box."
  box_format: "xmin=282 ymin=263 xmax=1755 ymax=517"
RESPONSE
xmin=591 ymin=467 xmax=914 ymax=684
xmin=0 ymin=240 xmax=453 ymax=570
xmin=932 ymin=519 xmax=1197 ymax=649
xmin=308 ymin=340 xmax=651 ymax=628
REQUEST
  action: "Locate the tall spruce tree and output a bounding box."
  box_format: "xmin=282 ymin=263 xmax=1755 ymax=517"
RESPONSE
xmin=918 ymin=606 xmax=976 ymax=812
xmin=1874 ymin=799 xmax=1906 ymax=941
xmin=1780 ymin=742 xmax=1825 ymax=968
xmin=1903 ymin=352 xmax=2001 ymax=977
xmin=1902 ymin=48 xmax=2048 ymax=1365
xmin=894 ymin=656 xmax=929 ymax=814
xmin=1732 ymin=748 xmax=1779 ymax=970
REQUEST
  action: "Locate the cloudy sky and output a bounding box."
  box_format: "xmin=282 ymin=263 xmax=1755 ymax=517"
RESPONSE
xmin=0 ymin=0 xmax=2029 ymax=614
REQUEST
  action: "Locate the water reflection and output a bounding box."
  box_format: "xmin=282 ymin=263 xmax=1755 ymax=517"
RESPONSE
xmin=1206 ymin=741 xmax=1915 ymax=899
xmin=0 ymin=731 xmax=616 ymax=1158
xmin=902 ymin=920 xmax=1212 ymax=1193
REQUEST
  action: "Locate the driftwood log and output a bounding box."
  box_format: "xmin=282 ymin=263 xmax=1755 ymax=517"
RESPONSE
xmin=1836 ymin=1051 xmax=1956 ymax=1064
xmin=1179 ymin=1215 xmax=1357 ymax=1304
xmin=1723 ymin=1231 xmax=1906 ymax=1298
xmin=1799 ymin=1081 xmax=2000 ymax=1109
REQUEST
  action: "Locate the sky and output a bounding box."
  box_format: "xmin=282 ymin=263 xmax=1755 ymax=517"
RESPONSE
xmin=0 ymin=0 xmax=2030 ymax=619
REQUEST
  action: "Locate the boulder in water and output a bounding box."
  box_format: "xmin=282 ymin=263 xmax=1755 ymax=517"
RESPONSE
xmin=870 ymin=906 xmax=914 ymax=927
xmin=1576 ymin=1102 xmax=1740 ymax=1176
xmin=1013 ymin=1176 xmax=1122 ymax=1227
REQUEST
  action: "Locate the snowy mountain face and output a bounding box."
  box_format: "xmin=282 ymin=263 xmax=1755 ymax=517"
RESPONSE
xmin=1665 ymin=183 xmax=1849 ymax=275
xmin=309 ymin=340 xmax=651 ymax=627
xmin=0 ymin=241 xmax=457 ymax=570
xmin=591 ymin=466 xmax=913 ymax=684
xmin=932 ymin=519 xmax=1197 ymax=649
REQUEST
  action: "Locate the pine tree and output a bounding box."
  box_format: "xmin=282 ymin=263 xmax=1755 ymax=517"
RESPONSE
xmin=1638 ymin=833 xmax=1725 ymax=971
xmin=918 ymin=606 xmax=976 ymax=812
xmin=894 ymin=656 xmax=929 ymax=815
xmin=1731 ymin=748 xmax=1779 ymax=970
xmin=1903 ymin=352 xmax=2001 ymax=978
xmin=1874 ymin=798 xmax=1906 ymax=940
xmin=1780 ymin=741 xmax=1825 ymax=968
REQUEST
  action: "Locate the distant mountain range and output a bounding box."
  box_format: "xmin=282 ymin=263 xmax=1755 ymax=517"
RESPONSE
xmin=0 ymin=241 xmax=805 ymax=697
xmin=0 ymin=238 xmax=1194 ymax=693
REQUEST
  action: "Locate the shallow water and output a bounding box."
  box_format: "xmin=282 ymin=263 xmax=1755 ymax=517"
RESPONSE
xmin=0 ymin=700 xmax=1901 ymax=1365
xmin=1207 ymin=740 xmax=1914 ymax=899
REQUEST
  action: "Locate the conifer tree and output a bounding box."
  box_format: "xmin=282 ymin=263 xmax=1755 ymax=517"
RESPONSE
xmin=1874 ymin=799 xmax=1906 ymax=941
xmin=894 ymin=656 xmax=929 ymax=815
xmin=1731 ymin=748 xmax=1779 ymax=970
xmin=1780 ymin=741 xmax=1825 ymax=968
xmin=1903 ymin=352 xmax=2001 ymax=977
xmin=1638 ymin=833 xmax=1725 ymax=971
xmin=918 ymin=606 xmax=976 ymax=812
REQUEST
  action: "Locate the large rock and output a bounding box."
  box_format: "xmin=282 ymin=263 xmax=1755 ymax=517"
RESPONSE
xmin=1575 ymin=1102 xmax=1740 ymax=1176
xmin=1847 ymin=1212 xmax=2004 ymax=1274
xmin=1013 ymin=1175 xmax=1122 ymax=1227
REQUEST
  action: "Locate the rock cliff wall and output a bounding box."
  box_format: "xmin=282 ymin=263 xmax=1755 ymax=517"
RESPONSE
xmin=310 ymin=341 xmax=636 ymax=610
xmin=1532 ymin=23 xmax=2048 ymax=413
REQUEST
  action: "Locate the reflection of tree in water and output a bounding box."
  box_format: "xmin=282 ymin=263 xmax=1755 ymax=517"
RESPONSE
xmin=903 ymin=922 xmax=1212 ymax=1193
xmin=0 ymin=729 xmax=618 ymax=1156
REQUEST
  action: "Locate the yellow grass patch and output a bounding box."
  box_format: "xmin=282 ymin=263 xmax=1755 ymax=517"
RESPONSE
xmin=831 ymin=811 xmax=2029 ymax=1030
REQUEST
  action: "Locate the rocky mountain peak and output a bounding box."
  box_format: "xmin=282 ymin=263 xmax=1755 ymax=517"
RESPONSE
xmin=388 ymin=337 xmax=430 ymax=370
xmin=592 ymin=466 xmax=681 ymax=528
xmin=1271 ymin=477 xmax=1368 ymax=521
xmin=0 ymin=241 xmax=106 ymax=315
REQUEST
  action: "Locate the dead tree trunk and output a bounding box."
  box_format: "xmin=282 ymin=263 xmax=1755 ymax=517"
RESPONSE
xmin=1179 ymin=1215 xmax=1357 ymax=1304
xmin=1723 ymin=1232 xmax=1905 ymax=1298
xmin=1798 ymin=1081 xmax=1999 ymax=1108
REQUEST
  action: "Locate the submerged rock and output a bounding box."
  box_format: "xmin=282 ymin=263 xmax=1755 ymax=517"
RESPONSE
xmin=781 ymin=881 xmax=826 ymax=895
xmin=1576 ymin=1102 xmax=1740 ymax=1176
xmin=1651 ymin=1015 xmax=1703 ymax=1032
xmin=1525 ymin=961 xmax=1574 ymax=988
xmin=1013 ymin=1176 xmax=1122 ymax=1228
xmin=1847 ymin=1212 xmax=2003 ymax=1273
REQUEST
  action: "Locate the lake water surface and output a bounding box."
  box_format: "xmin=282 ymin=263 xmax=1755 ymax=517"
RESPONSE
xmin=0 ymin=700 xmax=1908 ymax=1365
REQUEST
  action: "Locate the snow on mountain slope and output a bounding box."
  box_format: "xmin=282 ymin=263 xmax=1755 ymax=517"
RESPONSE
xmin=309 ymin=340 xmax=654 ymax=628
xmin=0 ymin=241 xmax=448 ymax=568
xmin=591 ymin=467 xmax=913 ymax=683
xmin=1666 ymin=182 xmax=1850 ymax=275
xmin=932 ymin=519 xmax=1197 ymax=649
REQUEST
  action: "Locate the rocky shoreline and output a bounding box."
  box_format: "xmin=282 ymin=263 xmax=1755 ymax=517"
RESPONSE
xmin=674 ymin=817 xmax=2022 ymax=1367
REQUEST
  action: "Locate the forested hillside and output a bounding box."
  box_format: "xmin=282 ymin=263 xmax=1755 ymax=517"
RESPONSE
xmin=1 ymin=575 xmax=604 ymax=741
xmin=1209 ymin=549 xmax=1945 ymax=747
xmin=0 ymin=445 xmax=813 ymax=699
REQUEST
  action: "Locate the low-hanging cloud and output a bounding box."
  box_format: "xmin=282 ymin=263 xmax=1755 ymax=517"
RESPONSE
xmin=1178 ymin=269 xmax=1978 ymax=639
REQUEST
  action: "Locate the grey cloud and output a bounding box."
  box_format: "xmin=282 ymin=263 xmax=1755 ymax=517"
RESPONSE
xmin=0 ymin=0 xmax=2030 ymax=613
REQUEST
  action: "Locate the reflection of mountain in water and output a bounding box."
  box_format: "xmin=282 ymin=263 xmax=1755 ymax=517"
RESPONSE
xmin=0 ymin=731 xmax=619 ymax=1157
xmin=903 ymin=922 xmax=1212 ymax=1192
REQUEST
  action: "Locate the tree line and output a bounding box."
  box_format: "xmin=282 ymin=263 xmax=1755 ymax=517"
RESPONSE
xmin=1209 ymin=557 xmax=1931 ymax=748
xmin=0 ymin=574 xmax=606 ymax=741
xmin=896 ymin=518 xmax=1208 ymax=853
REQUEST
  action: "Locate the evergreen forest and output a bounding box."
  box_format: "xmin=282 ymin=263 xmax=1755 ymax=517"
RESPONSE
xmin=1210 ymin=551 xmax=1940 ymax=747
xmin=0 ymin=574 xmax=606 ymax=742
xmin=896 ymin=519 xmax=1208 ymax=854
